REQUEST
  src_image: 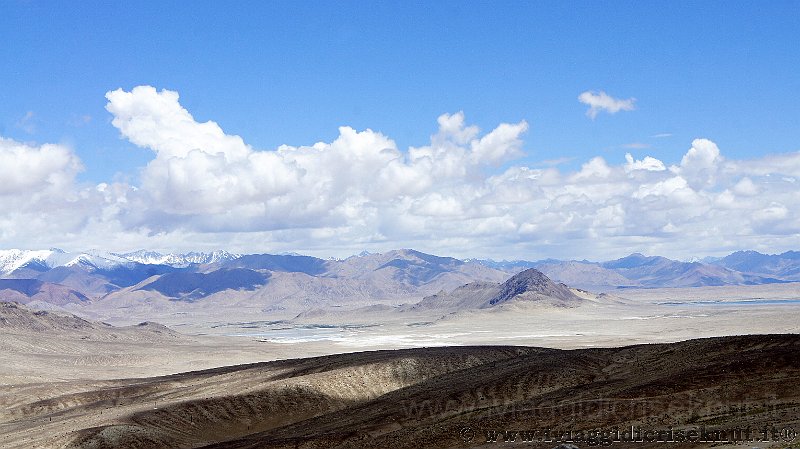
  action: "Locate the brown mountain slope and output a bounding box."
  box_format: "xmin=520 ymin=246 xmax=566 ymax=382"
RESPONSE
xmin=414 ymin=268 xmax=584 ymax=312
xmin=0 ymin=279 xmax=90 ymax=306
xmin=3 ymin=347 xmax=534 ymax=449
xmin=487 ymin=268 xmax=581 ymax=305
xmin=10 ymin=335 xmax=792 ymax=449
xmin=205 ymin=335 xmax=800 ymax=449
xmin=0 ymin=301 xmax=177 ymax=338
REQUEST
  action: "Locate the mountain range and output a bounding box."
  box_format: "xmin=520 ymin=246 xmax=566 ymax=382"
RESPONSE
xmin=0 ymin=248 xmax=797 ymax=311
xmin=473 ymin=251 xmax=796 ymax=289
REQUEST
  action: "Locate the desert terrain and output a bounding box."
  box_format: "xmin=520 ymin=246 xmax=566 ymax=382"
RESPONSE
xmin=1 ymin=272 xmax=799 ymax=449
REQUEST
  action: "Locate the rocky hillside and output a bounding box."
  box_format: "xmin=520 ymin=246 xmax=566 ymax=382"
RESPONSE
xmin=17 ymin=334 xmax=793 ymax=449
xmin=414 ymin=268 xmax=584 ymax=311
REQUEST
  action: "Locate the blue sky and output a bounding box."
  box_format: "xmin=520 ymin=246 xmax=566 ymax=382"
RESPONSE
xmin=1 ymin=1 xmax=799 ymax=259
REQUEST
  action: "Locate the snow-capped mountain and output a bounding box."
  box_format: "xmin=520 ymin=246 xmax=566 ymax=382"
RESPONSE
xmin=0 ymin=249 xmax=242 ymax=275
xmin=0 ymin=249 xmax=54 ymax=274
xmin=0 ymin=249 xmax=131 ymax=275
xmin=115 ymin=250 xmax=240 ymax=267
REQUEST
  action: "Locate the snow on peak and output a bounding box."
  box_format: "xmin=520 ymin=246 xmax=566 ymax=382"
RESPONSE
xmin=114 ymin=250 xmax=168 ymax=265
xmin=0 ymin=249 xmax=54 ymax=274
xmin=0 ymin=248 xmax=240 ymax=273
xmin=0 ymin=249 xmax=132 ymax=274
xmin=115 ymin=250 xmax=240 ymax=267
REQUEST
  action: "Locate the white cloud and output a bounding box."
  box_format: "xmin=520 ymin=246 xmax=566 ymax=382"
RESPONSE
xmin=753 ymin=203 xmax=788 ymax=222
xmin=0 ymin=136 xmax=121 ymax=249
xmin=733 ymin=177 xmax=759 ymax=196
xmin=673 ymin=138 xmax=724 ymax=189
xmin=104 ymin=87 xmax=529 ymax=233
xmin=468 ymin=120 xmax=528 ymax=165
xmin=106 ymin=86 xmax=251 ymax=160
xmin=3 ymin=85 xmax=800 ymax=260
xmin=633 ymin=176 xmax=693 ymax=200
xmin=679 ymin=138 xmax=722 ymax=169
xmin=578 ymin=90 xmax=636 ymax=119
xmin=727 ymin=152 xmax=800 ymax=178
xmin=570 ymin=156 xmax=613 ymax=181
xmin=0 ymin=137 xmax=82 ymax=194
xmin=624 ymin=153 xmax=666 ymax=172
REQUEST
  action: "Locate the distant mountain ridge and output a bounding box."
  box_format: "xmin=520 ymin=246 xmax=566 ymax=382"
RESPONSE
xmin=470 ymin=250 xmax=793 ymax=290
xmin=0 ymin=248 xmax=797 ymax=310
xmin=0 ymin=248 xmax=509 ymax=311
xmin=712 ymin=250 xmax=800 ymax=280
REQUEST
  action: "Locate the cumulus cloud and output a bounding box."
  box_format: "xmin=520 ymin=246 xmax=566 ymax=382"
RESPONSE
xmin=0 ymin=137 xmax=83 ymax=194
xmin=732 ymin=177 xmax=759 ymax=196
xmin=578 ymin=90 xmax=636 ymax=119
xmin=726 ymin=151 xmax=800 ymax=178
xmin=3 ymin=85 xmax=800 ymax=260
xmin=106 ymin=87 xmax=251 ymax=161
xmin=83 ymin=87 xmax=800 ymax=257
xmin=624 ymin=153 xmax=666 ymax=173
xmin=105 ymin=87 xmax=529 ymax=232
xmin=672 ymin=138 xmax=724 ymax=189
xmin=0 ymin=136 xmax=120 ymax=248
